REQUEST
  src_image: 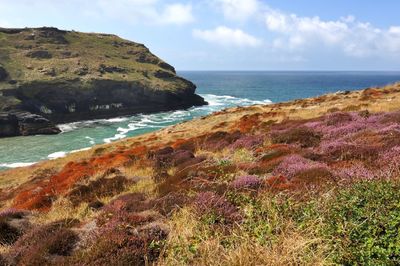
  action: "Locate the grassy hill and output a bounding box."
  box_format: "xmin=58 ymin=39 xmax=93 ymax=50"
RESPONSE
xmin=0 ymin=27 xmax=205 ymax=137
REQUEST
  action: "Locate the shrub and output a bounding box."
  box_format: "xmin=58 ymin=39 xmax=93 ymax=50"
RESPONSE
xmin=270 ymin=127 xmax=321 ymax=148
xmin=194 ymin=192 xmax=242 ymax=224
xmin=0 ymin=219 xmax=21 ymax=245
xmin=67 ymin=175 xmax=129 ymax=205
xmin=70 ymin=222 xmax=168 ymax=265
xmin=230 ymin=175 xmax=262 ymax=190
xmin=324 ymin=181 xmax=400 ymax=265
xmin=272 ymin=155 xmax=329 ymax=179
xmin=318 ymin=139 xmax=380 ymax=161
xmin=229 ymin=135 xmax=264 ymax=150
xmin=10 ymin=219 xmax=79 ymax=265
xmin=332 ymin=162 xmax=377 ymax=180
xmin=0 ymin=208 xmax=29 ymax=245
xmin=324 ymin=112 xmax=354 ymax=126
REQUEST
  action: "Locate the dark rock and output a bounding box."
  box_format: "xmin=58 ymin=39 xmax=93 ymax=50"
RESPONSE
xmin=15 ymin=44 xmax=33 ymax=50
xmin=0 ymin=66 xmax=8 ymax=81
xmin=0 ymin=28 xmax=25 ymax=34
xmin=26 ymin=50 xmax=52 ymax=59
xmin=0 ymin=113 xmax=19 ymax=137
xmin=136 ymin=53 xmax=158 ymax=64
xmin=36 ymin=27 xmax=68 ymax=44
xmin=158 ymin=62 xmax=176 ymax=73
xmin=154 ymin=70 xmax=175 ymax=79
xmin=0 ymin=112 xmax=61 ymax=137
xmin=98 ymin=64 xmax=126 ymax=73
xmin=39 ymin=67 xmax=56 ymax=76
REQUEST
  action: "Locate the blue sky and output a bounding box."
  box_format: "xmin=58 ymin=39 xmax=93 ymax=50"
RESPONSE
xmin=1 ymin=0 xmax=400 ymax=70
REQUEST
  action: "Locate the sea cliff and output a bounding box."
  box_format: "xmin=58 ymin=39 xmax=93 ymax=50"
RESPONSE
xmin=0 ymin=27 xmax=206 ymax=137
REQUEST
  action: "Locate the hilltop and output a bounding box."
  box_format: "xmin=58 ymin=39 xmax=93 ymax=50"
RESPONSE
xmin=1 ymin=83 xmax=400 ymax=265
xmin=0 ymin=27 xmax=206 ymax=137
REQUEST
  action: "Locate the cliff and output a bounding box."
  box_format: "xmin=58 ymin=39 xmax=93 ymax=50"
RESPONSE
xmin=0 ymin=27 xmax=206 ymax=137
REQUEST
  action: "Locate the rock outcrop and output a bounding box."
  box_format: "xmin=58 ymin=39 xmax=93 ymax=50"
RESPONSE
xmin=0 ymin=112 xmax=60 ymax=137
xmin=0 ymin=27 xmax=206 ymax=137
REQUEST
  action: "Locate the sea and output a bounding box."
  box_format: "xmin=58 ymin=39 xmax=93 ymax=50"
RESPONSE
xmin=1 ymin=71 xmax=400 ymax=170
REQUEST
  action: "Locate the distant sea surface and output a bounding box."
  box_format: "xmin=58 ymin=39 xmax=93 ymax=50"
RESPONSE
xmin=1 ymin=71 xmax=400 ymax=170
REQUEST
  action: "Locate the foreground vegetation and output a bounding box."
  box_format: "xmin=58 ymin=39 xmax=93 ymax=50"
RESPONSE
xmin=1 ymin=84 xmax=400 ymax=265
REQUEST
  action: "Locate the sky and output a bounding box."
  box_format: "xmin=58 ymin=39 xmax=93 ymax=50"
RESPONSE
xmin=1 ymin=0 xmax=400 ymax=71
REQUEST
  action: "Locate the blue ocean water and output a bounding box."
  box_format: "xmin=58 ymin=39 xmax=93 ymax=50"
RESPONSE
xmin=1 ymin=71 xmax=400 ymax=170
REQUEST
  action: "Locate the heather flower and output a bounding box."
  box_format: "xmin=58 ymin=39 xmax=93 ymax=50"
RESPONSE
xmin=0 ymin=208 xmax=27 ymax=219
xmin=230 ymin=175 xmax=262 ymax=190
xmin=272 ymin=154 xmax=329 ymax=179
xmin=194 ymin=192 xmax=241 ymax=224
xmin=324 ymin=112 xmax=355 ymax=126
xmin=229 ymin=135 xmax=264 ymax=150
xmin=270 ymin=126 xmax=321 ymax=148
xmin=332 ymin=162 xmax=376 ymax=180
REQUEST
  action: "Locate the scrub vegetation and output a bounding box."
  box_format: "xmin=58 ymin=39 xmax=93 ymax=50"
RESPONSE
xmin=1 ymin=83 xmax=400 ymax=265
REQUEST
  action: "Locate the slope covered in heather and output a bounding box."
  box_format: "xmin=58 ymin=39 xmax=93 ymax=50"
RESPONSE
xmin=0 ymin=83 xmax=400 ymax=265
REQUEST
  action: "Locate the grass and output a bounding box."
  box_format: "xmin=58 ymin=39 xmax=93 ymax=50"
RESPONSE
xmin=160 ymin=179 xmax=400 ymax=265
xmin=0 ymin=28 xmax=187 ymax=91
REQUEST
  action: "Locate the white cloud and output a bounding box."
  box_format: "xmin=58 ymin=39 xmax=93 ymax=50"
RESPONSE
xmin=95 ymin=0 xmax=194 ymax=25
xmin=213 ymin=0 xmax=259 ymax=21
xmin=159 ymin=3 xmax=194 ymax=25
xmin=193 ymin=26 xmax=262 ymax=47
xmin=264 ymin=7 xmax=400 ymax=58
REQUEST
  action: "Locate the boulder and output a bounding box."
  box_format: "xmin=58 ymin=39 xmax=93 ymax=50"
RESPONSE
xmin=0 ymin=66 xmax=8 ymax=81
xmin=26 ymin=50 xmax=52 ymax=59
xmin=0 ymin=112 xmax=61 ymax=137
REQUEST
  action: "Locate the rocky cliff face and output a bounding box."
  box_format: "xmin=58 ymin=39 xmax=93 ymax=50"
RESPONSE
xmin=0 ymin=27 xmax=206 ymax=137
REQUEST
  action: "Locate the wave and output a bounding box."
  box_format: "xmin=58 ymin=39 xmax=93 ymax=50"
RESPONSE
xmin=0 ymin=162 xmax=37 ymax=168
xmin=1 ymin=94 xmax=272 ymax=169
xmin=48 ymin=151 xmax=67 ymax=160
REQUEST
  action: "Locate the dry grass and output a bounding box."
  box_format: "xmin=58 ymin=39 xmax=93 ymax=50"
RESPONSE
xmin=159 ymin=205 xmax=329 ymax=266
xmin=31 ymin=197 xmax=95 ymax=225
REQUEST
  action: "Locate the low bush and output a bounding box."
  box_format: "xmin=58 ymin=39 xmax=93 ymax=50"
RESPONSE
xmin=194 ymin=192 xmax=242 ymax=224
xmin=324 ymin=181 xmax=400 ymax=265
xmin=272 ymin=155 xmax=329 ymax=180
xmin=270 ymin=127 xmax=321 ymax=148
xmin=10 ymin=219 xmax=79 ymax=265
xmin=230 ymin=175 xmax=262 ymax=190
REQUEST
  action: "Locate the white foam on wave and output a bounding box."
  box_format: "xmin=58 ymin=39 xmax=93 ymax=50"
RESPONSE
xmin=58 ymin=117 xmax=129 ymax=133
xmin=0 ymin=162 xmax=37 ymax=168
xmin=106 ymin=117 xmax=129 ymax=123
xmin=70 ymin=147 xmax=91 ymax=153
xmin=201 ymin=94 xmax=272 ymax=107
xmin=85 ymin=136 xmax=96 ymax=145
xmin=48 ymin=151 xmax=67 ymax=160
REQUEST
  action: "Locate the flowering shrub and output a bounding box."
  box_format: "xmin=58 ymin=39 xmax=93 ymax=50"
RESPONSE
xmin=230 ymin=175 xmax=262 ymax=190
xmin=194 ymin=192 xmax=242 ymax=224
xmin=10 ymin=219 xmax=79 ymax=265
xmin=229 ymin=135 xmax=264 ymax=150
xmin=332 ymin=162 xmax=377 ymax=180
xmin=272 ymin=155 xmax=329 ymax=179
xmin=270 ymin=126 xmax=321 ymax=148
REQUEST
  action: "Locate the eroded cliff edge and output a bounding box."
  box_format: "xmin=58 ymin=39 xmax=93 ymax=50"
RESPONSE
xmin=0 ymin=27 xmax=206 ymax=137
